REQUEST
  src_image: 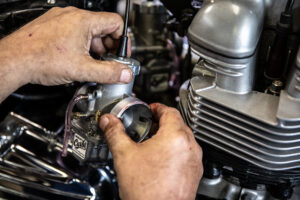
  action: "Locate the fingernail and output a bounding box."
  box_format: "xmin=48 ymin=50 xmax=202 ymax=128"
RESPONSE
xmin=120 ymin=69 xmax=132 ymax=83
xmin=100 ymin=116 xmax=109 ymax=130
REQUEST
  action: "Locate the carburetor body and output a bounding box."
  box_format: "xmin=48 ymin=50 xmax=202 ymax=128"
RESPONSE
xmin=63 ymin=54 xmax=152 ymax=165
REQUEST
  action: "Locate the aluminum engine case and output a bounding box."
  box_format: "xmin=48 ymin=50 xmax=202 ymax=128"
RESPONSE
xmin=180 ymin=0 xmax=300 ymax=171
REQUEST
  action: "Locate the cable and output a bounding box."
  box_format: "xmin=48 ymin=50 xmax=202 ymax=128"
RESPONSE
xmin=285 ymin=0 xmax=295 ymax=13
xmin=123 ymin=0 xmax=130 ymax=37
xmin=117 ymin=0 xmax=130 ymax=57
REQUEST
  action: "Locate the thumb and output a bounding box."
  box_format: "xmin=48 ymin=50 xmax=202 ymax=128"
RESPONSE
xmin=74 ymin=56 xmax=133 ymax=84
xmin=99 ymin=114 xmax=134 ymax=156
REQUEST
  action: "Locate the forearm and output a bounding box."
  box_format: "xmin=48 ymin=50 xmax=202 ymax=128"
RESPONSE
xmin=0 ymin=38 xmax=28 ymax=103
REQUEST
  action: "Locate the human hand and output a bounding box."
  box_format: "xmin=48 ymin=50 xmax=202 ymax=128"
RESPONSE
xmin=0 ymin=7 xmax=132 ymax=102
xmin=100 ymin=103 xmax=203 ymax=200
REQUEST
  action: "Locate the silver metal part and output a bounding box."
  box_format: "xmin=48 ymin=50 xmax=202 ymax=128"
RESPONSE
xmin=286 ymin=48 xmax=300 ymax=99
xmin=0 ymin=113 xmax=96 ymax=199
xmin=133 ymin=0 xmax=166 ymax=14
xmin=188 ymin=0 xmax=265 ymax=58
xmin=73 ymin=54 xmax=152 ymax=160
xmin=181 ymin=2 xmax=299 ymax=171
xmin=187 ymin=0 xmax=265 ymax=94
xmin=193 ymin=51 xmax=257 ymax=94
xmin=180 ymin=3 xmax=300 ymax=169
xmin=132 ymin=0 xmax=167 ymax=46
xmin=110 ymin=96 xmax=152 ymax=142
xmin=180 ymin=73 xmax=300 ymax=170
xmin=130 ymin=1 xmax=174 ymax=95
xmin=197 ymin=176 xmax=300 ymax=200
xmin=179 ymin=1 xmax=300 ymax=198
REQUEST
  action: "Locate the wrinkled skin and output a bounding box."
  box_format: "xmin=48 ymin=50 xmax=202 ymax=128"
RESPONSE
xmin=0 ymin=7 xmax=132 ymax=102
xmin=100 ymin=103 xmax=203 ymax=200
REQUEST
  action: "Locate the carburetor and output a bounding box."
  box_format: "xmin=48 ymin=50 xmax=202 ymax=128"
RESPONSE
xmin=62 ymin=54 xmax=152 ymax=165
xmin=61 ymin=0 xmax=152 ymax=165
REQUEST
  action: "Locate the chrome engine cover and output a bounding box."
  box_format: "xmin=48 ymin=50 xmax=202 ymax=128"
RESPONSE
xmin=0 ymin=112 xmax=118 ymax=200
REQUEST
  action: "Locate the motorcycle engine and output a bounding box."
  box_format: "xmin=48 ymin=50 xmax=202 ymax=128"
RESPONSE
xmin=0 ymin=0 xmax=300 ymax=199
xmin=178 ymin=0 xmax=300 ymax=199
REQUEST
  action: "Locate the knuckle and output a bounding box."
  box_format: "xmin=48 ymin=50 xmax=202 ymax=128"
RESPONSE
xmin=104 ymin=127 xmax=114 ymax=140
xmin=105 ymin=124 xmax=122 ymax=139
xmin=107 ymin=120 xmax=124 ymax=132
xmin=165 ymin=108 xmax=182 ymax=120
xmin=64 ymin=7 xmax=86 ymax=19
xmin=109 ymin=61 xmax=122 ymax=69
xmin=111 ymin=125 xmax=123 ymax=133
xmin=106 ymin=124 xmax=115 ymax=133
xmin=108 ymin=12 xmax=123 ymax=22
xmin=49 ymin=7 xmax=60 ymax=12
xmin=64 ymin=6 xmax=78 ymax=12
xmin=167 ymin=107 xmax=180 ymax=115
xmin=170 ymin=131 xmax=189 ymax=147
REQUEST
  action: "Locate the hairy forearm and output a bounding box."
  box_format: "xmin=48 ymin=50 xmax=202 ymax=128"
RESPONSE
xmin=0 ymin=38 xmax=28 ymax=103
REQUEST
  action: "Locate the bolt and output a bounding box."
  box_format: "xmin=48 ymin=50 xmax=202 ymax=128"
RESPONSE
xmin=270 ymin=80 xmax=283 ymax=95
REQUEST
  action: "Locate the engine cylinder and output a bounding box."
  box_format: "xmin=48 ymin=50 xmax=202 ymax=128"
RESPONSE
xmin=187 ymin=0 xmax=265 ymax=94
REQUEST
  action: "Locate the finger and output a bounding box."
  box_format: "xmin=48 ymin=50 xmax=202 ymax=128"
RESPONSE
xmin=103 ymin=36 xmax=116 ymax=50
xmin=91 ymin=37 xmax=107 ymax=55
xmin=74 ymin=56 xmax=133 ymax=84
xmin=88 ymin=12 xmax=124 ymax=39
xmin=99 ymin=114 xmax=134 ymax=156
xmin=103 ymin=36 xmax=131 ymax=57
xmin=150 ymin=103 xmax=187 ymax=132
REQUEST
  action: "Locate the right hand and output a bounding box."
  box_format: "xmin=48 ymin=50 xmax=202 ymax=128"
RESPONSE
xmin=100 ymin=103 xmax=203 ymax=200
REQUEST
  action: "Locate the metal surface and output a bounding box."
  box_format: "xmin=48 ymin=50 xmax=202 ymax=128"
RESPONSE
xmin=188 ymin=0 xmax=265 ymax=58
xmin=110 ymin=96 xmax=152 ymax=142
xmin=196 ymin=176 xmax=300 ymax=200
xmin=181 ymin=0 xmax=300 ymax=170
xmin=133 ymin=0 xmax=166 ymax=14
xmin=76 ymin=54 xmax=141 ymax=112
xmin=192 ymin=49 xmax=256 ymax=94
xmin=130 ymin=0 xmax=174 ymax=95
xmin=286 ymin=47 xmax=300 ymax=99
xmin=179 ymin=1 xmax=300 ymax=198
xmin=132 ymin=0 xmax=167 ymax=46
xmin=187 ymin=0 xmax=265 ymax=94
xmin=0 ymin=113 xmax=97 ymax=200
xmin=180 ymin=74 xmax=300 ymax=170
xmin=72 ymin=54 xmax=152 ymax=163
